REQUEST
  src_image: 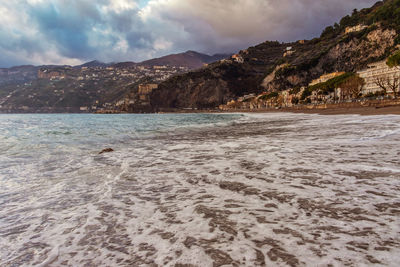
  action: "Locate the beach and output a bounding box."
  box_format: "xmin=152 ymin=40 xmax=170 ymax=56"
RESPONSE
xmin=275 ymin=105 xmax=400 ymax=116
xmin=218 ymin=102 xmax=400 ymax=116
xmin=1 ymin=113 xmax=399 ymax=266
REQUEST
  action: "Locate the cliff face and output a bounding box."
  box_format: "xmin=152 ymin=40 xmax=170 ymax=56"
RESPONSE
xmin=267 ymin=27 xmax=397 ymax=92
xmin=149 ymin=0 xmax=400 ymax=111
xmin=150 ymin=61 xmax=273 ymax=110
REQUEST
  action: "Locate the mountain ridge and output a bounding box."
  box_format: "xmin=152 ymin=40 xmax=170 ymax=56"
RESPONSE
xmin=1 ymin=50 xmax=229 ymax=70
xmin=0 ymin=50 xmax=229 ymax=113
xmin=139 ymin=50 xmax=230 ymax=69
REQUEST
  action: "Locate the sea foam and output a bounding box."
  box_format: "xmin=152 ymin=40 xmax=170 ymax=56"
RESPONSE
xmin=1 ymin=113 xmax=400 ymax=266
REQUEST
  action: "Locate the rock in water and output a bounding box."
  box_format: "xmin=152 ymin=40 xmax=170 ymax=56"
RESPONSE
xmin=99 ymin=148 xmax=114 ymax=154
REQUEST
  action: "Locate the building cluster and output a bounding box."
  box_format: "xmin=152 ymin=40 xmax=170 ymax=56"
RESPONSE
xmin=309 ymin=72 xmax=345 ymax=86
xmin=345 ymin=24 xmax=368 ymax=34
xmin=114 ymin=83 xmax=159 ymax=113
xmin=0 ymin=63 xmax=190 ymax=113
xmin=219 ymin=57 xmax=400 ymax=111
xmin=137 ymin=84 xmax=158 ymax=100
xmin=38 ymin=65 xmax=189 ymax=84
xmin=283 ymin=47 xmax=295 ymax=57
xmin=32 ymin=65 xmax=189 ymax=112
xmin=357 ymin=60 xmax=400 ymax=94
xmin=231 ymin=54 xmax=244 ymax=63
xmin=38 ymin=68 xmax=68 ymax=80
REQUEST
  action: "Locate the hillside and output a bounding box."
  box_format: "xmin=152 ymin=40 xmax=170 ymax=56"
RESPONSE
xmin=0 ymin=65 xmax=38 ymax=86
xmin=0 ymin=51 xmax=225 ymax=113
xmin=140 ymin=50 xmax=229 ymax=69
xmin=76 ymin=60 xmax=110 ymax=68
xmin=0 ymin=64 xmax=189 ymax=113
xmin=149 ymin=0 xmax=400 ymax=111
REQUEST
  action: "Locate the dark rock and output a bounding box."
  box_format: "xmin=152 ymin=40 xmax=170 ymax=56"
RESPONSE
xmin=99 ymin=148 xmax=114 ymax=154
xmin=183 ymin=236 xmax=197 ymax=248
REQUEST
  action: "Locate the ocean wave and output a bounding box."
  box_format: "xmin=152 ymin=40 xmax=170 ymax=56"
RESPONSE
xmin=1 ymin=113 xmax=400 ymax=266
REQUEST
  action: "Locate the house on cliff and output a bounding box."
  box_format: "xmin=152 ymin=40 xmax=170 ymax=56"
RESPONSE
xmin=38 ymin=69 xmax=66 ymax=80
xmin=231 ymin=54 xmax=244 ymax=63
xmin=345 ymin=24 xmax=367 ymax=34
xmin=138 ymin=84 xmax=158 ymax=101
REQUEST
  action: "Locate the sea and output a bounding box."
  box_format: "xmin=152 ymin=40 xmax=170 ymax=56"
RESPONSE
xmin=0 ymin=113 xmax=399 ymax=266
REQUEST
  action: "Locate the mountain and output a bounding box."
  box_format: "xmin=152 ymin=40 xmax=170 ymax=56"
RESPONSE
xmin=112 ymin=62 xmax=136 ymax=68
xmin=139 ymin=50 xmax=230 ymax=69
xmin=76 ymin=60 xmax=110 ymax=68
xmin=0 ymin=60 xmax=187 ymax=113
xmin=0 ymin=48 xmax=232 ymax=113
xmin=149 ymin=0 xmax=400 ymax=111
xmin=0 ymin=49 xmax=230 ymax=112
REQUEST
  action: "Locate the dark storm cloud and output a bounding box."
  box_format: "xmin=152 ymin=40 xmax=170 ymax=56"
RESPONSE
xmin=0 ymin=0 xmax=378 ymax=67
xmin=26 ymin=0 xmax=147 ymax=60
xmin=145 ymin=0 xmax=378 ymax=53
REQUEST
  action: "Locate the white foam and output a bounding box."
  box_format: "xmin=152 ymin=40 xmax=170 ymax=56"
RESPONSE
xmin=1 ymin=113 xmax=400 ymax=266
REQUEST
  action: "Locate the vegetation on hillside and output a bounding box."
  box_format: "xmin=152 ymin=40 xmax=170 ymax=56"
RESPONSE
xmin=321 ymin=0 xmax=400 ymax=40
xmin=387 ymin=50 xmax=400 ymax=67
xmin=301 ymin=73 xmax=365 ymax=100
xmin=259 ymin=92 xmax=279 ymax=100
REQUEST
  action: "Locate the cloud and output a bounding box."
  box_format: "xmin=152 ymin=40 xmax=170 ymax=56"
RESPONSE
xmin=144 ymin=0 xmax=378 ymax=52
xmin=0 ymin=0 xmax=378 ymax=67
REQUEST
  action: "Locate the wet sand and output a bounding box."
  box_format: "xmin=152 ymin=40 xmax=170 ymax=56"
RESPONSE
xmin=220 ymin=104 xmax=400 ymax=116
xmin=193 ymin=104 xmax=400 ymax=116
xmin=279 ymin=105 xmax=400 ymax=116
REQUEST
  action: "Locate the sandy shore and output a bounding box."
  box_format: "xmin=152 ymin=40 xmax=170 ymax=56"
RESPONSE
xmin=217 ymin=104 xmax=400 ymax=116
xmin=277 ymin=105 xmax=400 ymax=116
xmin=170 ymin=102 xmax=400 ymax=116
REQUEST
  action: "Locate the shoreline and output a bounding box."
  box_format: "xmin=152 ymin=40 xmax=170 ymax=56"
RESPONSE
xmin=157 ymin=103 xmax=400 ymax=116
xmin=243 ymin=104 xmax=400 ymax=116
xmin=2 ymin=103 xmax=400 ymax=116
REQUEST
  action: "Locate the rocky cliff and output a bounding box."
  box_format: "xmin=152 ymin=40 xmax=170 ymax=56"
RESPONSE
xmin=150 ymin=0 xmax=400 ymax=111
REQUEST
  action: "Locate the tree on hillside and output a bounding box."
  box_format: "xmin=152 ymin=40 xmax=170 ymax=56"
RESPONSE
xmin=387 ymin=50 xmax=400 ymax=68
xmin=374 ymin=74 xmax=400 ymax=98
xmin=321 ymin=26 xmax=336 ymax=38
xmin=387 ymin=74 xmax=400 ymax=98
xmin=375 ymin=76 xmax=389 ymax=94
xmin=385 ymin=51 xmax=400 ymax=97
xmin=341 ymin=75 xmax=365 ymax=98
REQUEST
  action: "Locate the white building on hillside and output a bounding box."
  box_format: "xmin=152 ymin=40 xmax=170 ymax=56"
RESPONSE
xmin=309 ymin=72 xmax=345 ymax=86
xmin=357 ymin=60 xmax=400 ymax=94
xmin=345 ymin=24 xmax=367 ymax=34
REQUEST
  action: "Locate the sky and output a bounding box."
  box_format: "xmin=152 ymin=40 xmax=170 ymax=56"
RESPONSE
xmin=0 ymin=0 xmax=378 ymax=67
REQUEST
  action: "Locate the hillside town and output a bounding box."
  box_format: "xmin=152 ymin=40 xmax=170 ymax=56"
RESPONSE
xmin=219 ymin=56 xmax=400 ymax=111
xmin=37 ymin=64 xmax=188 ymax=83
xmin=0 ymin=64 xmax=189 ymax=113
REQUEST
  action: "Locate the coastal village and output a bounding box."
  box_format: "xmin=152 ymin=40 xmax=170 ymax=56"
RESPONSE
xmin=2 ymin=1 xmax=400 ymax=266
xmin=112 ymin=50 xmax=400 ymax=113
xmin=219 ymin=60 xmax=400 ymax=111
xmin=37 ymin=64 xmax=188 ymax=84
xmin=2 ymin=7 xmax=400 ymax=115
xmin=0 ymin=64 xmax=189 ymax=113
xmin=218 ymin=24 xmax=400 ymax=112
